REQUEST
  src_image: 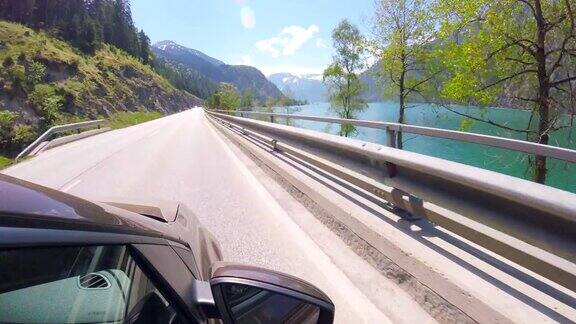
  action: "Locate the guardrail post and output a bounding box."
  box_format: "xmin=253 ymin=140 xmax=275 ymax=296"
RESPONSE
xmin=386 ymin=128 xmax=397 ymax=148
xmin=270 ymin=115 xmax=275 ymax=123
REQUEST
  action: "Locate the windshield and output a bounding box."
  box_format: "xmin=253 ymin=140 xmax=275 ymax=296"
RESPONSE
xmin=0 ymin=1 xmax=575 ymax=323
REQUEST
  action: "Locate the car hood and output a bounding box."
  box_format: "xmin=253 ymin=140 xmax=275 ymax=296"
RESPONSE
xmin=99 ymin=197 xmax=180 ymax=223
xmin=0 ymin=174 xmax=178 ymax=240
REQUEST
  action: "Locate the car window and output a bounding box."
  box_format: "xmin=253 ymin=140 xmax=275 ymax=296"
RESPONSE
xmin=0 ymin=245 xmax=185 ymax=324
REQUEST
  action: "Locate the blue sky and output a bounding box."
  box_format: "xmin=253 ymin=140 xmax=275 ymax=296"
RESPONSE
xmin=131 ymin=0 xmax=374 ymax=76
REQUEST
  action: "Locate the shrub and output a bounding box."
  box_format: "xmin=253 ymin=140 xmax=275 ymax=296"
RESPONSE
xmin=2 ymin=57 xmax=14 ymax=68
xmin=29 ymin=84 xmax=64 ymax=125
xmin=12 ymin=125 xmax=36 ymax=148
xmin=0 ymin=110 xmax=18 ymax=150
xmin=0 ymin=155 xmax=12 ymax=169
xmin=26 ymin=61 xmax=47 ymax=86
xmin=10 ymin=65 xmax=26 ymax=90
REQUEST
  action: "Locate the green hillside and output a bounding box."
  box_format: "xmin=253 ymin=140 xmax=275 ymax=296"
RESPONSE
xmin=0 ymin=21 xmax=200 ymax=157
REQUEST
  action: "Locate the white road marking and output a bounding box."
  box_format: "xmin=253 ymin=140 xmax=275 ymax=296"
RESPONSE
xmin=60 ymin=179 xmax=82 ymax=192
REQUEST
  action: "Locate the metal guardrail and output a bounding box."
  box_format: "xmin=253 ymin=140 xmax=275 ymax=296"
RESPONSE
xmin=16 ymin=119 xmax=104 ymax=161
xmin=206 ymin=110 xmax=576 ymax=293
xmin=210 ymin=109 xmax=576 ymax=163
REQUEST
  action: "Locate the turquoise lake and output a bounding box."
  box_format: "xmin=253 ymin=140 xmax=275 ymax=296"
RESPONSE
xmin=264 ymin=102 xmax=576 ymax=193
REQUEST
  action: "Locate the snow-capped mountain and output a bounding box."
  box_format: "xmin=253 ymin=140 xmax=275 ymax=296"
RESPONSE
xmin=154 ymin=40 xmax=224 ymax=67
xmin=268 ymin=73 xmax=328 ymax=103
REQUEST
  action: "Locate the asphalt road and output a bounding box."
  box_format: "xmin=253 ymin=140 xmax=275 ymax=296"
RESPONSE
xmin=4 ymin=108 xmax=426 ymax=323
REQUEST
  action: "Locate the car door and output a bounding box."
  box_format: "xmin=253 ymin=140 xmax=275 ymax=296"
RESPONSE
xmin=0 ymin=242 xmax=205 ymax=324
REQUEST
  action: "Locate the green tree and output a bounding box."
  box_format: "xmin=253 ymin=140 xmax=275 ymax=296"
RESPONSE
xmin=265 ymin=96 xmax=276 ymax=110
xmin=206 ymin=83 xmax=241 ymax=111
xmin=435 ymin=0 xmax=576 ymax=184
xmin=79 ymin=19 xmax=100 ymax=54
xmin=323 ymin=20 xmax=367 ymax=137
xmin=372 ymin=0 xmax=440 ymax=148
xmin=137 ymin=30 xmax=152 ymax=65
xmin=240 ymin=88 xmax=254 ymax=108
xmin=205 ymin=92 xmax=220 ymax=109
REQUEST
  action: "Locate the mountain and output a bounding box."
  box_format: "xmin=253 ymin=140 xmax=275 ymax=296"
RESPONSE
xmin=268 ymin=73 xmax=328 ymax=103
xmin=153 ymin=55 xmax=217 ymax=100
xmin=0 ymin=22 xmax=200 ymax=155
xmin=268 ymin=67 xmax=388 ymax=103
xmin=153 ymin=41 xmax=283 ymax=101
xmin=359 ymin=61 xmax=387 ymax=102
xmin=154 ymin=40 xmax=224 ymax=67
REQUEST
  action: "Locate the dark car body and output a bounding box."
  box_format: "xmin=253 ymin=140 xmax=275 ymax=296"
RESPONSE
xmin=0 ymin=174 xmax=223 ymax=280
xmin=0 ymin=174 xmax=225 ymax=323
xmin=0 ymin=174 xmax=335 ymax=324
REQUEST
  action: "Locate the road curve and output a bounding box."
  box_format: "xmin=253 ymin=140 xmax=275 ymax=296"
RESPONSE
xmin=3 ymin=108 xmax=400 ymax=323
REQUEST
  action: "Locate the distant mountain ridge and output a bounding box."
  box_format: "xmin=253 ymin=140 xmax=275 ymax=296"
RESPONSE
xmin=155 ymin=41 xmax=224 ymax=67
xmin=153 ymin=41 xmax=283 ymax=101
xmin=359 ymin=61 xmax=387 ymax=102
xmin=268 ymin=67 xmax=388 ymax=103
xmin=268 ymin=73 xmax=327 ymax=103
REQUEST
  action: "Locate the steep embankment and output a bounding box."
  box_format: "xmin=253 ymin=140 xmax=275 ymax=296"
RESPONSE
xmin=0 ymin=22 xmax=201 ymax=156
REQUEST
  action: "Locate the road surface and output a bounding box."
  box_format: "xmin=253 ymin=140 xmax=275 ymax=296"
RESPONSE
xmin=3 ymin=108 xmax=433 ymax=323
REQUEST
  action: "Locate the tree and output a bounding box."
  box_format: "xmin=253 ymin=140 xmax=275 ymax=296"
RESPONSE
xmin=206 ymin=83 xmax=241 ymax=111
xmin=137 ymin=30 xmax=152 ymax=65
xmin=372 ymin=0 xmax=440 ymax=148
xmin=0 ymin=0 xmax=143 ymax=56
xmin=435 ymin=0 xmax=576 ymax=184
xmin=111 ymin=0 xmax=139 ymax=56
xmin=323 ymin=20 xmax=367 ymax=137
xmin=240 ymin=89 xmax=254 ymax=108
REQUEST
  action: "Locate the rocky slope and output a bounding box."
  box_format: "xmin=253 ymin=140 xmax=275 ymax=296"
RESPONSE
xmin=0 ymin=22 xmax=201 ymax=154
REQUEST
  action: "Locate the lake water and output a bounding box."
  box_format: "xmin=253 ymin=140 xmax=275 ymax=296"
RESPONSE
xmin=265 ymin=102 xmax=576 ymax=193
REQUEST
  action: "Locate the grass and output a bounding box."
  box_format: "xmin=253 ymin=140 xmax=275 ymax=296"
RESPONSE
xmin=107 ymin=111 xmax=163 ymax=129
xmin=0 ymin=155 xmax=13 ymax=169
xmin=0 ymin=21 xmax=177 ymax=117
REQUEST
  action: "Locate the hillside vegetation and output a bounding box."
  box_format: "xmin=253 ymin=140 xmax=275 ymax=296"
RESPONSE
xmin=152 ymin=41 xmax=286 ymax=102
xmin=0 ymin=21 xmax=200 ymax=157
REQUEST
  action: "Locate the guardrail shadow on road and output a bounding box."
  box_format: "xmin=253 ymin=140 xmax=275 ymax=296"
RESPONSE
xmin=278 ymin=154 xmax=575 ymax=322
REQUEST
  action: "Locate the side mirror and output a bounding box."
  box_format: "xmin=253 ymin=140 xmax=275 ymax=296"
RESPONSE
xmin=208 ymin=262 xmax=334 ymax=324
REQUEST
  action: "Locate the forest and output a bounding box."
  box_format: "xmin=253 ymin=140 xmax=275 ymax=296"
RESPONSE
xmin=0 ymin=0 xmax=151 ymax=61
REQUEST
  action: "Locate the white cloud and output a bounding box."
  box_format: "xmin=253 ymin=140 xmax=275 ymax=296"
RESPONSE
xmin=240 ymin=7 xmax=255 ymax=29
xmin=256 ymin=25 xmax=320 ymax=58
xmin=315 ymin=37 xmax=327 ymax=49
